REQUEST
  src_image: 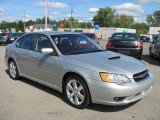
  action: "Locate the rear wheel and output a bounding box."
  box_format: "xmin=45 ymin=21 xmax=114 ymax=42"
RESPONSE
xmin=8 ymin=60 xmax=20 ymax=80
xmin=149 ymin=48 xmax=153 ymax=57
xmin=64 ymin=75 xmax=90 ymax=109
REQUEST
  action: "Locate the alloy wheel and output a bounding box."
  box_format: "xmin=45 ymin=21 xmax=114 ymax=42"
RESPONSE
xmin=66 ymin=79 xmax=85 ymax=105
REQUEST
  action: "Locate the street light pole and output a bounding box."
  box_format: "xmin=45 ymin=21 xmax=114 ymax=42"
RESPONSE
xmin=69 ymin=4 xmax=73 ymax=32
xmin=23 ymin=9 xmax=26 ymax=32
xmin=45 ymin=0 xmax=48 ymax=31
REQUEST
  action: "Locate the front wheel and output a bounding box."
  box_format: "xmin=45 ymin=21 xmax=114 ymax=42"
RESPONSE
xmin=64 ymin=75 xmax=90 ymax=109
xmin=8 ymin=60 xmax=20 ymax=80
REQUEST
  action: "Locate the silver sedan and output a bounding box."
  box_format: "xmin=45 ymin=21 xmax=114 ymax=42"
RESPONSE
xmin=5 ymin=32 xmax=154 ymax=108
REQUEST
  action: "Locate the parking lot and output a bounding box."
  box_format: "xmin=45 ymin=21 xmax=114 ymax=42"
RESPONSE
xmin=0 ymin=41 xmax=160 ymax=120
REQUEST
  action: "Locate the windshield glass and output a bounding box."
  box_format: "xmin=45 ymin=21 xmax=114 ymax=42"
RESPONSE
xmin=112 ymin=33 xmax=138 ymax=40
xmin=51 ymin=34 xmax=104 ymax=55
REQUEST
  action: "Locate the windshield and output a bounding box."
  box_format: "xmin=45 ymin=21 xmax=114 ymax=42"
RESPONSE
xmin=51 ymin=34 xmax=104 ymax=55
xmin=112 ymin=33 xmax=138 ymax=40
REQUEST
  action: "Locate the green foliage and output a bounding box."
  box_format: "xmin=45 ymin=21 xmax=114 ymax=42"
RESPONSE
xmin=146 ymin=10 xmax=160 ymax=27
xmin=93 ymin=8 xmax=115 ymax=27
xmin=132 ymin=23 xmax=149 ymax=34
xmin=0 ymin=17 xmax=93 ymax=32
xmin=93 ymin=7 xmax=134 ymax=28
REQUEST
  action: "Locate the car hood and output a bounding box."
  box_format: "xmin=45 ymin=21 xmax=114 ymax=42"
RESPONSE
xmin=61 ymin=51 xmax=147 ymax=78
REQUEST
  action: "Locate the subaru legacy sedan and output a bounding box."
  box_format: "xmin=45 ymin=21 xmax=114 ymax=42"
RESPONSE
xmin=5 ymin=32 xmax=154 ymax=108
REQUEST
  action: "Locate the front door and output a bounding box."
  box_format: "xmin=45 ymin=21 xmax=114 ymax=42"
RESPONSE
xmin=30 ymin=34 xmax=60 ymax=87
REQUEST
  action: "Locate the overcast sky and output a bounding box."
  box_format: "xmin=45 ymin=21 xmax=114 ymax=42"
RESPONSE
xmin=0 ymin=0 xmax=160 ymax=22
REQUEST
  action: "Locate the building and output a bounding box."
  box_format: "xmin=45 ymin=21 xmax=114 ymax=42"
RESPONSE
xmin=148 ymin=27 xmax=160 ymax=35
xmin=148 ymin=27 xmax=160 ymax=42
xmin=94 ymin=27 xmax=136 ymax=40
xmin=25 ymin=24 xmax=52 ymax=32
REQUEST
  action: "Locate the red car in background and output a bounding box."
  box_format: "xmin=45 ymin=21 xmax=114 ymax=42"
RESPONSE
xmin=82 ymin=33 xmax=99 ymax=44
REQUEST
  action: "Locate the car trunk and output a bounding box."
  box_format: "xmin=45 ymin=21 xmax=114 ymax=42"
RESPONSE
xmin=111 ymin=39 xmax=138 ymax=48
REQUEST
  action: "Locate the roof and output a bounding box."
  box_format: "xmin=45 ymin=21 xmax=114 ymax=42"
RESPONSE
xmin=26 ymin=31 xmax=83 ymax=36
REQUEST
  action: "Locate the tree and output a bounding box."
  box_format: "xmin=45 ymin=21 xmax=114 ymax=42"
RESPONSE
xmin=114 ymin=15 xmax=134 ymax=28
xmin=93 ymin=7 xmax=134 ymax=28
xmin=93 ymin=7 xmax=115 ymax=27
xmin=132 ymin=23 xmax=149 ymax=34
xmin=146 ymin=10 xmax=160 ymax=27
xmin=17 ymin=20 xmax=24 ymax=32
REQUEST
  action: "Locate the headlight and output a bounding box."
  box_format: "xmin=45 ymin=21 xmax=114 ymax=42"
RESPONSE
xmin=99 ymin=72 xmax=131 ymax=85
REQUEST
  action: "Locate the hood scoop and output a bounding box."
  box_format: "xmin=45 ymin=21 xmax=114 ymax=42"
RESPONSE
xmin=108 ymin=56 xmax=121 ymax=60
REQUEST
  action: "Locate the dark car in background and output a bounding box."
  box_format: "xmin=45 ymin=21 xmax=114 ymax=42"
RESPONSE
xmin=140 ymin=36 xmax=150 ymax=42
xmin=106 ymin=32 xmax=143 ymax=59
xmin=82 ymin=33 xmax=99 ymax=44
xmin=149 ymin=34 xmax=160 ymax=59
xmin=8 ymin=32 xmax=25 ymax=43
xmin=0 ymin=32 xmax=9 ymax=45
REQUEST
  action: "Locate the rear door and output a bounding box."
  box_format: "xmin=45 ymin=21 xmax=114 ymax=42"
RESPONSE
xmin=14 ymin=34 xmax=34 ymax=75
xmin=154 ymin=36 xmax=160 ymax=56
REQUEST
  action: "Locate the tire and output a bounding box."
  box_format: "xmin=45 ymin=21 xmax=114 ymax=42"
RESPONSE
xmin=64 ymin=75 xmax=90 ymax=109
xmin=8 ymin=60 xmax=20 ymax=80
xmin=149 ymin=48 xmax=153 ymax=57
xmin=137 ymin=56 xmax=142 ymax=60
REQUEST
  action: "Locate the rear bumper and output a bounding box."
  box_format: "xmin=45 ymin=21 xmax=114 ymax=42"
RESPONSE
xmin=107 ymin=48 xmax=142 ymax=58
xmin=0 ymin=39 xmax=7 ymax=43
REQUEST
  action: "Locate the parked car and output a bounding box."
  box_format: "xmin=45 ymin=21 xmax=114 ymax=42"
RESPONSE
xmin=140 ymin=36 xmax=150 ymax=42
xmin=149 ymin=34 xmax=160 ymax=59
xmin=106 ymin=32 xmax=143 ymax=59
xmin=82 ymin=32 xmax=99 ymax=44
xmin=5 ymin=32 xmax=153 ymax=108
xmin=0 ymin=32 xmax=9 ymax=45
xmin=9 ymin=32 xmax=25 ymax=43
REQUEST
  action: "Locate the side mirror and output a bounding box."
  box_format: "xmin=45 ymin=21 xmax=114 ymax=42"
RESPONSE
xmin=41 ymin=48 xmax=53 ymax=55
xmin=108 ymin=37 xmax=111 ymax=40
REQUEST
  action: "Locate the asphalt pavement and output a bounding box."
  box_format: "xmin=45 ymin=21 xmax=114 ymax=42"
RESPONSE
xmin=0 ymin=42 xmax=160 ymax=120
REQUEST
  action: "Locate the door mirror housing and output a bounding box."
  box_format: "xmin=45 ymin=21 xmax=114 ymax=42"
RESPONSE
xmin=41 ymin=48 xmax=53 ymax=55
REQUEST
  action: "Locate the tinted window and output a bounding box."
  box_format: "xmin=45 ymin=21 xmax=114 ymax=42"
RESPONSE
xmin=0 ymin=33 xmax=7 ymax=36
xmin=16 ymin=35 xmax=33 ymax=50
xmin=112 ymin=33 xmax=138 ymax=40
xmin=82 ymin=33 xmax=95 ymax=39
xmin=157 ymin=34 xmax=160 ymax=42
xmin=51 ymin=34 xmax=103 ymax=55
xmin=36 ymin=35 xmax=54 ymax=52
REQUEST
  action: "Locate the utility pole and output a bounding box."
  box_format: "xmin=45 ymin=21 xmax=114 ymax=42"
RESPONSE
xmin=23 ymin=9 xmax=26 ymax=32
xmin=45 ymin=0 xmax=48 ymax=31
xmin=69 ymin=4 xmax=73 ymax=32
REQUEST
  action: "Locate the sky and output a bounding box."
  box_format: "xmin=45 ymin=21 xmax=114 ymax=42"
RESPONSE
xmin=0 ymin=0 xmax=159 ymax=23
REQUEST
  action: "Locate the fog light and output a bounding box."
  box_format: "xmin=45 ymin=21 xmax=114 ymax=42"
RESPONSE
xmin=114 ymin=97 xmax=126 ymax=101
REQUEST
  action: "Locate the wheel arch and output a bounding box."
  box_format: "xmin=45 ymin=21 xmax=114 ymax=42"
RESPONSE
xmin=62 ymin=72 xmax=92 ymax=102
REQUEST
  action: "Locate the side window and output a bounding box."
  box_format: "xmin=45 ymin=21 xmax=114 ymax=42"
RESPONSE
xmin=16 ymin=35 xmax=33 ymax=50
xmin=157 ymin=35 xmax=160 ymax=42
xmin=36 ymin=35 xmax=57 ymax=55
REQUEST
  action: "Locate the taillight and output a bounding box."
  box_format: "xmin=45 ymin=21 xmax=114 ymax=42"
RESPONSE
xmin=138 ymin=40 xmax=143 ymax=49
xmin=106 ymin=40 xmax=112 ymax=49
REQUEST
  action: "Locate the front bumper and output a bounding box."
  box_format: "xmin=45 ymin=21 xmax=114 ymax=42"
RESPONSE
xmin=88 ymin=74 xmax=154 ymax=106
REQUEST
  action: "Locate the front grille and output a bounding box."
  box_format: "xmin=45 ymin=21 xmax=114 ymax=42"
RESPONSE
xmin=133 ymin=70 xmax=149 ymax=82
